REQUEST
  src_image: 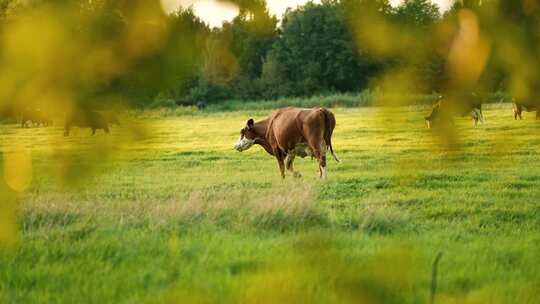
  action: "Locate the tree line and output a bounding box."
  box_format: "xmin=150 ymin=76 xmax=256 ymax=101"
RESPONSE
xmin=0 ymin=0 xmax=537 ymax=108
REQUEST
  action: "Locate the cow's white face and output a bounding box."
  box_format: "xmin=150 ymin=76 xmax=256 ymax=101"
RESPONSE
xmin=234 ymin=136 xmax=255 ymax=151
xmin=234 ymin=118 xmax=256 ymax=152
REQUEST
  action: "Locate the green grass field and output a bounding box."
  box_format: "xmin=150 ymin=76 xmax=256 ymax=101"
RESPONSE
xmin=1 ymin=104 xmax=539 ymax=303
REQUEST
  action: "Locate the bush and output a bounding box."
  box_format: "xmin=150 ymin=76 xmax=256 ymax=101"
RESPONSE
xmin=148 ymin=98 xmax=177 ymax=109
xmin=187 ymin=79 xmax=232 ymax=104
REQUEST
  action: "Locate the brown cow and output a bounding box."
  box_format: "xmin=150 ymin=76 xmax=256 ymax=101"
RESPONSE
xmin=64 ymin=110 xmax=119 ymax=136
xmin=0 ymin=106 xmax=17 ymax=123
xmin=21 ymin=108 xmax=52 ymax=128
xmin=425 ymin=95 xmax=484 ymax=128
xmin=234 ymin=107 xmax=339 ymax=179
xmin=512 ymin=99 xmax=539 ymax=120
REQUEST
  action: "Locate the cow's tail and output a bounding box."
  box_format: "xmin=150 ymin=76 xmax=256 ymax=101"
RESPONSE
xmin=320 ymin=108 xmax=340 ymax=163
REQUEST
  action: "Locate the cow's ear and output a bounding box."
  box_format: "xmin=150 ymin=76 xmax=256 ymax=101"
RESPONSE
xmin=247 ymin=119 xmax=254 ymax=129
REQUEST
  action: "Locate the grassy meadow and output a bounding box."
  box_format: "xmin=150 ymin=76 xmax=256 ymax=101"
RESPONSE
xmin=0 ymin=104 xmax=539 ymax=303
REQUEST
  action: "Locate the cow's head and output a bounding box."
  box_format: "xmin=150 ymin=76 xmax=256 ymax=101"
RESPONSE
xmin=234 ymin=119 xmax=257 ymax=152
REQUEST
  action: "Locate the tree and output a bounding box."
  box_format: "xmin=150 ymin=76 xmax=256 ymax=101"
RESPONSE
xmin=262 ymin=1 xmax=362 ymax=97
xmin=389 ymin=0 xmax=443 ymax=93
xmin=394 ymin=0 xmax=440 ymax=28
xmin=157 ymin=8 xmax=210 ymax=99
xmin=214 ymin=1 xmax=278 ymax=99
xmin=226 ymin=1 xmax=278 ymax=79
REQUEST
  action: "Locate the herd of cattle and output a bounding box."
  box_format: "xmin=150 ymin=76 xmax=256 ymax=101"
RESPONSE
xmin=425 ymin=95 xmax=539 ymax=128
xmin=1 ymin=96 xmax=537 ymax=179
xmin=235 ymin=97 xmax=539 ymax=179
xmin=12 ymin=108 xmax=119 ymax=136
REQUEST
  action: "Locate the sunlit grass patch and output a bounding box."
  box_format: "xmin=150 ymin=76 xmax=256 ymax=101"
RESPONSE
xmin=359 ymin=203 xmax=412 ymax=235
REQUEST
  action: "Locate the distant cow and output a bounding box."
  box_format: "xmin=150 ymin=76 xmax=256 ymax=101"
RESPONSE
xmin=176 ymin=99 xmax=206 ymax=110
xmin=176 ymin=99 xmax=192 ymax=107
xmin=0 ymin=106 xmax=17 ymax=123
xmin=64 ymin=110 xmax=119 ymax=136
xmin=425 ymin=94 xmax=484 ymax=128
xmin=512 ymin=99 xmax=539 ymax=120
xmin=234 ymin=107 xmax=339 ymax=179
xmin=196 ymin=101 xmax=206 ymax=110
xmin=21 ymin=108 xmax=52 ymax=128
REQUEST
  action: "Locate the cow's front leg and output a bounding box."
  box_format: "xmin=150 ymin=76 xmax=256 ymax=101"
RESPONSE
xmin=286 ymin=153 xmax=301 ymax=178
xmin=536 ymin=110 xmax=540 ymax=120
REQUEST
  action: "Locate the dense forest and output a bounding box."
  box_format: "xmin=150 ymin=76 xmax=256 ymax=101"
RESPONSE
xmin=0 ymin=0 xmax=538 ymax=109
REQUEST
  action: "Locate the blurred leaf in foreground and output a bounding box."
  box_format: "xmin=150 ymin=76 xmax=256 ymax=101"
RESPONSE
xmin=0 ymin=151 xmax=20 ymax=247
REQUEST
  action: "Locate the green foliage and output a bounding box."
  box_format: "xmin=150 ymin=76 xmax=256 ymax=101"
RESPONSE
xmin=203 ymin=92 xmax=442 ymax=112
xmin=187 ymin=78 xmax=232 ymax=103
xmin=3 ymin=0 xmax=540 ymax=108
xmin=189 ymin=1 xmax=278 ymax=101
xmin=7 ymin=0 xmax=519 ymax=107
xmin=393 ymin=0 xmax=440 ymax=27
xmin=262 ymin=2 xmax=363 ymax=97
xmin=0 ymin=0 xmax=212 ymax=111
xmin=226 ymin=2 xmax=278 ymax=79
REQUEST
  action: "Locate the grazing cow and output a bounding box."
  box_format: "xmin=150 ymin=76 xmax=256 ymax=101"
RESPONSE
xmin=177 ymin=99 xmax=206 ymax=110
xmin=64 ymin=110 xmax=119 ymax=136
xmin=196 ymin=101 xmax=206 ymax=110
xmin=21 ymin=108 xmax=52 ymax=128
xmin=176 ymin=99 xmax=192 ymax=107
xmin=234 ymin=107 xmax=339 ymax=179
xmin=425 ymin=95 xmax=484 ymax=128
xmin=512 ymin=99 xmax=539 ymax=120
xmin=0 ymin=106 xmax=17 ymax=123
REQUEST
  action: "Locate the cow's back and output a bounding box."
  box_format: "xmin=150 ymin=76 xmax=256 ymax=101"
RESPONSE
xmin=267 ymin=108 xmax=302 ymax=151
xmin=66 ymin=111 xmax=106 ymax=128
xmin=514 ymin=98 xmax=540 ymax=110
xmin=267 ymin=107 xmax=326 ymax=152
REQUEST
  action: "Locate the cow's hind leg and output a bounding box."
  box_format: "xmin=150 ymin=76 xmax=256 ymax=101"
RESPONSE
xmin=306 ymin=132 xmax=328 ymax=179
xmin=318 ymin=153 xmax=327 ymax=180
xmin=308 ymin=141 xmax=327 ymax=180
xmin=286 ymin=153 xmax=301 ymax=178
xmin=536 ymin=110 xmax=540 ymax=120
xmin=275 ymin=150 xmax=286 ymax=179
